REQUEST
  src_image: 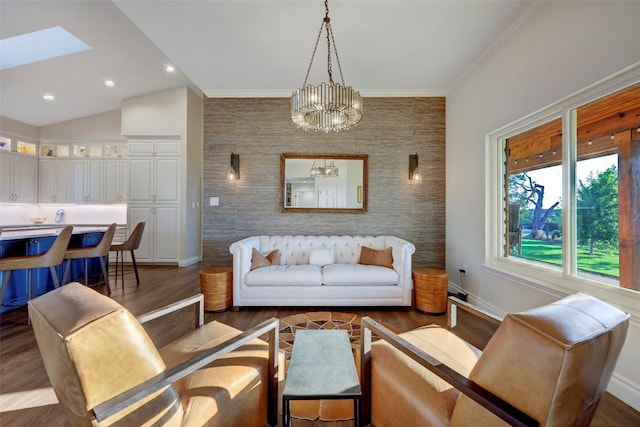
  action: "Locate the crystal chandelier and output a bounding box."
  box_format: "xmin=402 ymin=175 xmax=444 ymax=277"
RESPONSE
xmin=291 ymin=0 xmax=362 ymax=133
xmin=310 ymin=160 xmax=339 ymax=178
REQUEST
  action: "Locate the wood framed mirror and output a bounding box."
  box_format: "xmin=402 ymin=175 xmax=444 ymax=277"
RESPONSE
xmin=280 ymin=153 xmax=368 ymax=213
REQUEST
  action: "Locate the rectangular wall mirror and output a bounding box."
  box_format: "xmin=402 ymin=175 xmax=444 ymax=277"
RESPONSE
xmin=280 ymin=153 xmax=368 ymax=213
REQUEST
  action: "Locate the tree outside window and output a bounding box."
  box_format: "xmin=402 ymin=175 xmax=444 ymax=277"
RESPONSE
xmin=502 ymin=83 xmax=640 ymax=291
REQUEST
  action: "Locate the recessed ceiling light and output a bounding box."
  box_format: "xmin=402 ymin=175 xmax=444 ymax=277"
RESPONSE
xmin=104 ymin=80 xmax=115 ymax=87
xmin=43 ymin=94 xmax=55 ymax=101
xmin=165 ymin=65 xmax=175 ymax=73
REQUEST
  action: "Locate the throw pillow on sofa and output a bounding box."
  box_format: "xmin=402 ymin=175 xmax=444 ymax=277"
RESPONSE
xmin=359 ymin=246 xmax=393 ymax=268
xmin=251 ymin=248 xmax=281 ymax=270
xmin=309 ymin=249 xmax=335 ymax=266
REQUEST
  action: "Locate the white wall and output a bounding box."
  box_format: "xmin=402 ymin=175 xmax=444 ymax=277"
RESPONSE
xmin=39 ymin=110 xmax=123 ymax=142
xmin=121 ymin=86 xmax=187 ymax=136
xmin=446 ymin=1 xmax=640 ymax=410
xmin=184 ymin=86 xmax=203 ymax=265
xmin=0 ymin=116 xmax=39 ymax=141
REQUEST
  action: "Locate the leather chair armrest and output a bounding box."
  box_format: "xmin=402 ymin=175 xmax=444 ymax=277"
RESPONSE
xmin=136 ymin=294 xmax=204 ymax=328
xmin=360 ymin=317 xmax=537 ymax=427
xmin=93 ymin=317 xmax=280 ymax=426
xmin=447 ymin=295 xmax=503 ymax=330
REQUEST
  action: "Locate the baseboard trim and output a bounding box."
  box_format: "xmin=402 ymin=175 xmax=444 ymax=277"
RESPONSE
xmin=608 ymin=372 xmax=640 ymax=411
xmin=178 ymin=256 xmax=201 ymax=267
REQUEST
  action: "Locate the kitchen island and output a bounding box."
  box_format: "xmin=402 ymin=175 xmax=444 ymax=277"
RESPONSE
xmin=0 ymin=224 xmax=123 ymax=312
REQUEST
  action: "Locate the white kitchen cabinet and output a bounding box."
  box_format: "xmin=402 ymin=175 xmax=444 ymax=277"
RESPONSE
xmin=128 ymin=139 xmax=180 ymax=157
xmin=128 ymin=205 xmax=179 ymax=262
xmin=127 ymin=138 xmax=182 ymax=264
xmin=128 ymin=157 xmax=179 ymax=203
xmin=0 ymin=152 xmax=37 ymax=203
xmin=38 ymin=159 xmax=72 ymax=203
xmin=128 ymin=139 xmax=180 ymax=204
xmin=72 ymin=143 xmax=103 ymax=158
xmin=104 ymin=143 xmax=128 ymax=158
xmin=71 ymin=159 xmax=103 ymax=203
xmin=103 ymin=159 xmax=128 ymax=203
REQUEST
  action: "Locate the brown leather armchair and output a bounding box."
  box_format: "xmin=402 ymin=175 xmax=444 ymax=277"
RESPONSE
xmin=28 ymin=282 xmax=279 ymax=426
xmin=361 ymin=293 xmax=630 ymax=427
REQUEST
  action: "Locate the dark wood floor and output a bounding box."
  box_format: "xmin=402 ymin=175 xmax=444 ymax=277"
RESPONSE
xmin=0 ymin=264 xmax=638 ymax=426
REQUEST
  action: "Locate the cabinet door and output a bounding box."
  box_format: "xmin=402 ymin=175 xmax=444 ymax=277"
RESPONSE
xmin=11 ymin=156 xmax=37 ymax=203
xmin=128 ymin=140 xmax=154 ymax=156
xmin=103 ymin=159 xmax=127 ymax=203
xmin=0 ymin=153 xmax=12 ymax=202
xmin=54 ymin=160 xmax=72 ymax=203
xmin=71 ymin=160 xmax=103 ymax=203
xmin=85 ymin=160 xmax=103 ymax=202
xmin=154 ymin=205 xmax=179 ymax=261
xmin=128 ymin=158 xmax=154 ymax=202
xmin=154 ymin=139 xmax=180 ymax=156
xmin=128 ymin=139 xmax=180 ymax=157
xmin=155 ymin=158 xmax=180 ymax=202
xmin=71 ymin=160 xmax=86 ymax=203
xmin=39 ymin=159 xmax=71 ymax=203
xmin=38 ymin=160 xmax=56 ymax=202
xmin=128 ymin=206 xmax=153 ymax=261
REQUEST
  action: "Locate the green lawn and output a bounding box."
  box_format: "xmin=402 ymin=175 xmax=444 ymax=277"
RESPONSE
xmin=516 ymin=239 xmax=619 ymax=278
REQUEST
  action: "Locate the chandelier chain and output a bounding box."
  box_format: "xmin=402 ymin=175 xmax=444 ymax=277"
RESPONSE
xmin=328 ymin=24 xmax=345 ymax=85
xmin=302 ymin=21 xmax=324 ymax=87
xmin=303 ymin=0 xmax=348 ymax=87
xmin=326 ymin=24 xmax=333 ymax=84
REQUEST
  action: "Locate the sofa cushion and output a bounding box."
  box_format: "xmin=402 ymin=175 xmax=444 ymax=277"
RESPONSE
xmin=322 ymin=263 xmax=398 ymax=286
xmin=359 ymin=246 xmax=393 ymax=268
xmin=310 ymin=249 xmax=335 ymax=266
xmin=251 ymin=248 xmax=280 ymax=270
xmin=245 ymin=264 xmax=322 ymax=286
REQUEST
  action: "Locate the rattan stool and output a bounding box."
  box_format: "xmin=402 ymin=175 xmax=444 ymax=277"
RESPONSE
xmin=413 ymin=267 xmax=449 ymax=314
xmin=199 ymin=267 xmax=233 ymax=311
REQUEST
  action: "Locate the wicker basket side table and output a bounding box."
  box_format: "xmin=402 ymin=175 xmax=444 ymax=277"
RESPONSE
xmin=199 ymin=266 xmax=233 ymax=311
xmin=412 ymin=267 xmax=449 ymax=314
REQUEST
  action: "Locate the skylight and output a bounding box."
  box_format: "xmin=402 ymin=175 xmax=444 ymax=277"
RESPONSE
xmin=0 ymin=26 xmax=91 ymax=70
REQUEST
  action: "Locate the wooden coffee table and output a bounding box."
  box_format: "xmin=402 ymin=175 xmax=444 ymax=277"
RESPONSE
xmin=282 ymin=330 xmax=361 ymax=427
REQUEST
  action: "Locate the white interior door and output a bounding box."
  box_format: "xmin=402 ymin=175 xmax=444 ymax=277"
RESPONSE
xmin=318 ymin=186 xmax=337 ymax=208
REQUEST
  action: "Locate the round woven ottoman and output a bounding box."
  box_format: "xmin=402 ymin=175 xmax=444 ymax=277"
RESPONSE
xmin=413 ymin=267 xmax=448 ymax=314
xmin=199 ymin=267 xmax=233 ymax=311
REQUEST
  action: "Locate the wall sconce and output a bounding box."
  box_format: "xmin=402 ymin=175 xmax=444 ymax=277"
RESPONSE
xmin=228 ymin=153 xmax=240 ymax=181
xmin=409 ymin=153 xmax=421 ymax=182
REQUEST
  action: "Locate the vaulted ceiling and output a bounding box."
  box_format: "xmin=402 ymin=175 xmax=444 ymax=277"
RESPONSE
xmin=0 ymin=0 xmax=536 ymax=128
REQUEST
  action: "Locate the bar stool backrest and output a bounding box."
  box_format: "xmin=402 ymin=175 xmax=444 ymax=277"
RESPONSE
xmin=66 ymin=224 xmax=116 ymax=259
xmin=0 ymin=226 xmax=73 ymax=270
xmin=115 ymin=222 xmax=145 ymax=251
xmin=41 ymin=226 xmax=74 ymax=267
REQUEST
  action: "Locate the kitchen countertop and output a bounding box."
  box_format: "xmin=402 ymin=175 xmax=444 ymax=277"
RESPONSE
xmin=0 ymin=224 xmax=127 ymax=240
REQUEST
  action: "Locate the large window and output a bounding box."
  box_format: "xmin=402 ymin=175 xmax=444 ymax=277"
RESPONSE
xmin=490 ymin=72 xmax=640 ymax=298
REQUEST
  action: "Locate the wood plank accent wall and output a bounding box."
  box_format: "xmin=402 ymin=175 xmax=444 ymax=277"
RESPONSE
xmin=202 ymin=97 xmax=445 ymax=269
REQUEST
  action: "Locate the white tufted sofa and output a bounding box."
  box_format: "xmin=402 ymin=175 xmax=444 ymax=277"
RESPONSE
xmin=229 ymin=235 xmax=415 ymax=307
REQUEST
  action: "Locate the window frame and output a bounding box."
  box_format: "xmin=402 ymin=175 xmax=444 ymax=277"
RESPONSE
xmin=485 ymin=63 xmax=640 ymax=317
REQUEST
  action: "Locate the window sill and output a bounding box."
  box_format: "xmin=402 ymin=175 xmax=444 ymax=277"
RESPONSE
xmin=483 ymin=258 xmax=640 ymax=319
